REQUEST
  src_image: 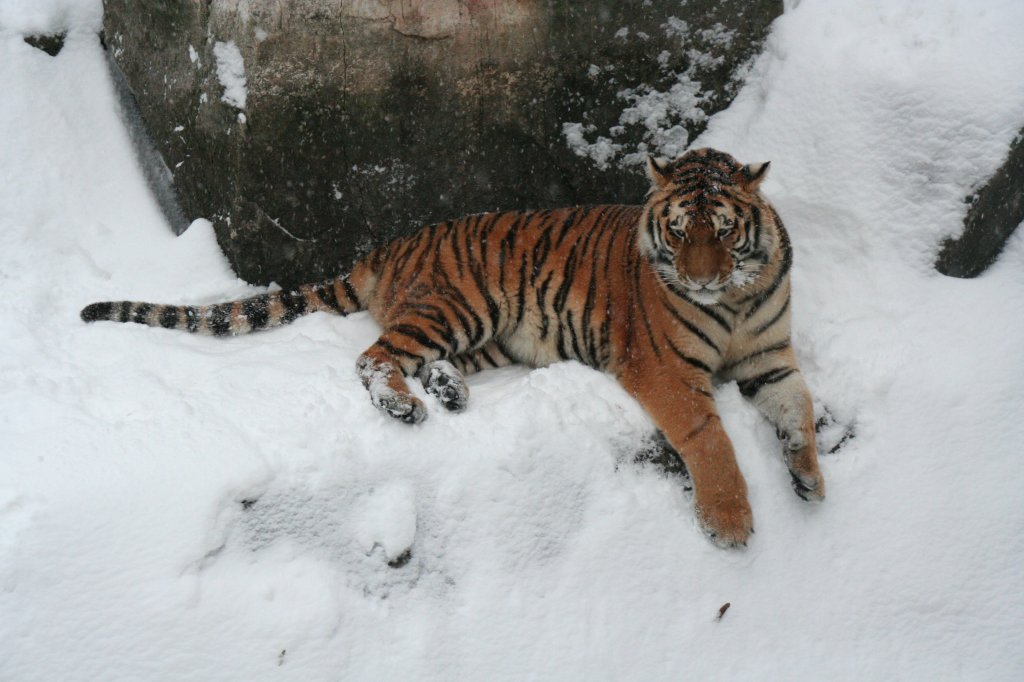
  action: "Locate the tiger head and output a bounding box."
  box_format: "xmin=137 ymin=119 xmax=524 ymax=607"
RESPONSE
xmin=639 ymin=147 xmax=776 ymax=306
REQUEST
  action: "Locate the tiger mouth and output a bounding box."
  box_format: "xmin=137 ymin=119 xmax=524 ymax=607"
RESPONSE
xmin=653 ymin=265 xmax=730 ymax=305
xmin=684 ymin=286 xmax=725 ymax=305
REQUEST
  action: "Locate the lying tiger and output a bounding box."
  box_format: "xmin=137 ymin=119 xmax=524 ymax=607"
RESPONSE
xmin=81 ymin=147 xmax=824 ymax=547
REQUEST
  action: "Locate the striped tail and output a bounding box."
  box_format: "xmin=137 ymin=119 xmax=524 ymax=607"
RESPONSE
xmin=79 ymin=276 xmax=364 ymax=336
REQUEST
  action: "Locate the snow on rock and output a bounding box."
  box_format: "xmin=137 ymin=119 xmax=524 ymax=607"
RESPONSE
xmin=213 ymin=39 xmax=247 ymax=110
xmin=2 ymin=0 xmax=1024 ymax=680
xmin=563 ymin=15 xmax=740 ymax=168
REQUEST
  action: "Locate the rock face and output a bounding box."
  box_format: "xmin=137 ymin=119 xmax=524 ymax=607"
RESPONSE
xmin=103 ymin=0 xmax=782 ymax=287
xmin=935 ymin=129 xmax=1024 ymax=278
xmin=24 ymin=32 xmax=66 ymax=57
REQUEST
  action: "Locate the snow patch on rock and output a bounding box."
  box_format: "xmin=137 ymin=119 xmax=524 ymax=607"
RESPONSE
xmin=213 ymin=40 xmax=247 ymax=110
xmin=563 ymin=17 xmax=740 ymax=168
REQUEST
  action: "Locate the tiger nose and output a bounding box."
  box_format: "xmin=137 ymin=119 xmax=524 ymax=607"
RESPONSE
xmin=690 ymin=274 xmax=716 ymax=287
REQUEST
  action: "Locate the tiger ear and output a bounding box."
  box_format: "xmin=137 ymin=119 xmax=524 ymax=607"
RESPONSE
xmin=737 ymin=161 xmax=770 ymax=191
xmin=646 ymin=155 xmax=673 ymax=189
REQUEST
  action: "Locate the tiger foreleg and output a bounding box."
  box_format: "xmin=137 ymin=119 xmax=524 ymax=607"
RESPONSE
xmin=677 ymin=413 xmax=754 ymax=547
xmin=622 ymin=368 xmax=753 ymax=547
xmin=738 ymin=368 xmax=824 ymax=501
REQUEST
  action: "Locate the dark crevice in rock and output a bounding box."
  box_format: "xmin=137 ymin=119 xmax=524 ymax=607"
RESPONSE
xmin=102 ymin=36 xmax=191 ymax=235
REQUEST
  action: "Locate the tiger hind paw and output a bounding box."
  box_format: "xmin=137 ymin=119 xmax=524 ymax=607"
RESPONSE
xmin=419 ymin=360 xmax=469 ymax=412
xmin=372 ymin=388 xmax=428 ymax=424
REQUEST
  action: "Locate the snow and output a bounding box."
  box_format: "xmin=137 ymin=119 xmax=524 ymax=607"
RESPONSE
xmin=213 ymin=40 xmax=247 ymax=110
xmin=2 ymin=0 xmax=1024 ymax=680
xmin=0 ymin=0 xmax=100 ymax=35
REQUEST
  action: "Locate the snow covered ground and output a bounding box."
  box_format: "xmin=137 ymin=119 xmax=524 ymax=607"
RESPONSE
xmin=2 ymin=0 xmax=1024 ymax=679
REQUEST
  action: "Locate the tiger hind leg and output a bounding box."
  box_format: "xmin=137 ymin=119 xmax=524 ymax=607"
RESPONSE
xmin=449 ymin=342 xmax=514 ymax=376
xmin=356 ymin=326 xmax=447 ymax=424
xmin=357 ymin=328 xmax=515 ymax=422
xmin=356 ymin=352 xmax=428 ymax=424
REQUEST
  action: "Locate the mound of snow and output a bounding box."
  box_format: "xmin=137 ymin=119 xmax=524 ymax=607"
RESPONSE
xmin=2 ymin=0 xmax=1023 ymax=679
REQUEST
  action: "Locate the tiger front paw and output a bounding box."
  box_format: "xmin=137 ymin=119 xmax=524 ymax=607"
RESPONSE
xmin=695 ymin=493 xmax=754 ymax=548
xmin=786 ymin=446 xmax=825 ymax=502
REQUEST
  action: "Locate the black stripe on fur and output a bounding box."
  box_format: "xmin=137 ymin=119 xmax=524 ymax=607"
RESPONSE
xmin=159 ymin=306 xmax=180 ymax=329
xmin=737 ymin=367 xmax=796 ymax=397
xmin=242 ymin=297 xmax=270 ymax=330
xmin=80 ymin=302 xmax=113 ymax=323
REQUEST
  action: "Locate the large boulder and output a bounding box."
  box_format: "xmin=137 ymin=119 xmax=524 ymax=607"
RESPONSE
xmin=936 ymin=128 xmax=1024 ymax=278
xmin=103 ymin=0 xmax=782 ymax=287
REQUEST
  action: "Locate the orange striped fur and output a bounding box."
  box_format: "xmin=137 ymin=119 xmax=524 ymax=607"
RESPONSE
xmin=81 ymin=148 xmax=824 ymax=547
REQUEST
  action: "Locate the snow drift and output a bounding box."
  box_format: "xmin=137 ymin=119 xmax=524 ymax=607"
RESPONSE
xmin=1 ymin=0 xmax=1023 ymax=679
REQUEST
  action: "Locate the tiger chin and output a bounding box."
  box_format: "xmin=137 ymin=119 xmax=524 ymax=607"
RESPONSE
xmin=81 ymin=147 xmax=825 ymax=548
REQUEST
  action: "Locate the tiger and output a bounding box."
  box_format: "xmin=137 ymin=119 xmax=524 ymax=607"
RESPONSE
xmin=80 ymin=147 xmax=825 ymax=548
